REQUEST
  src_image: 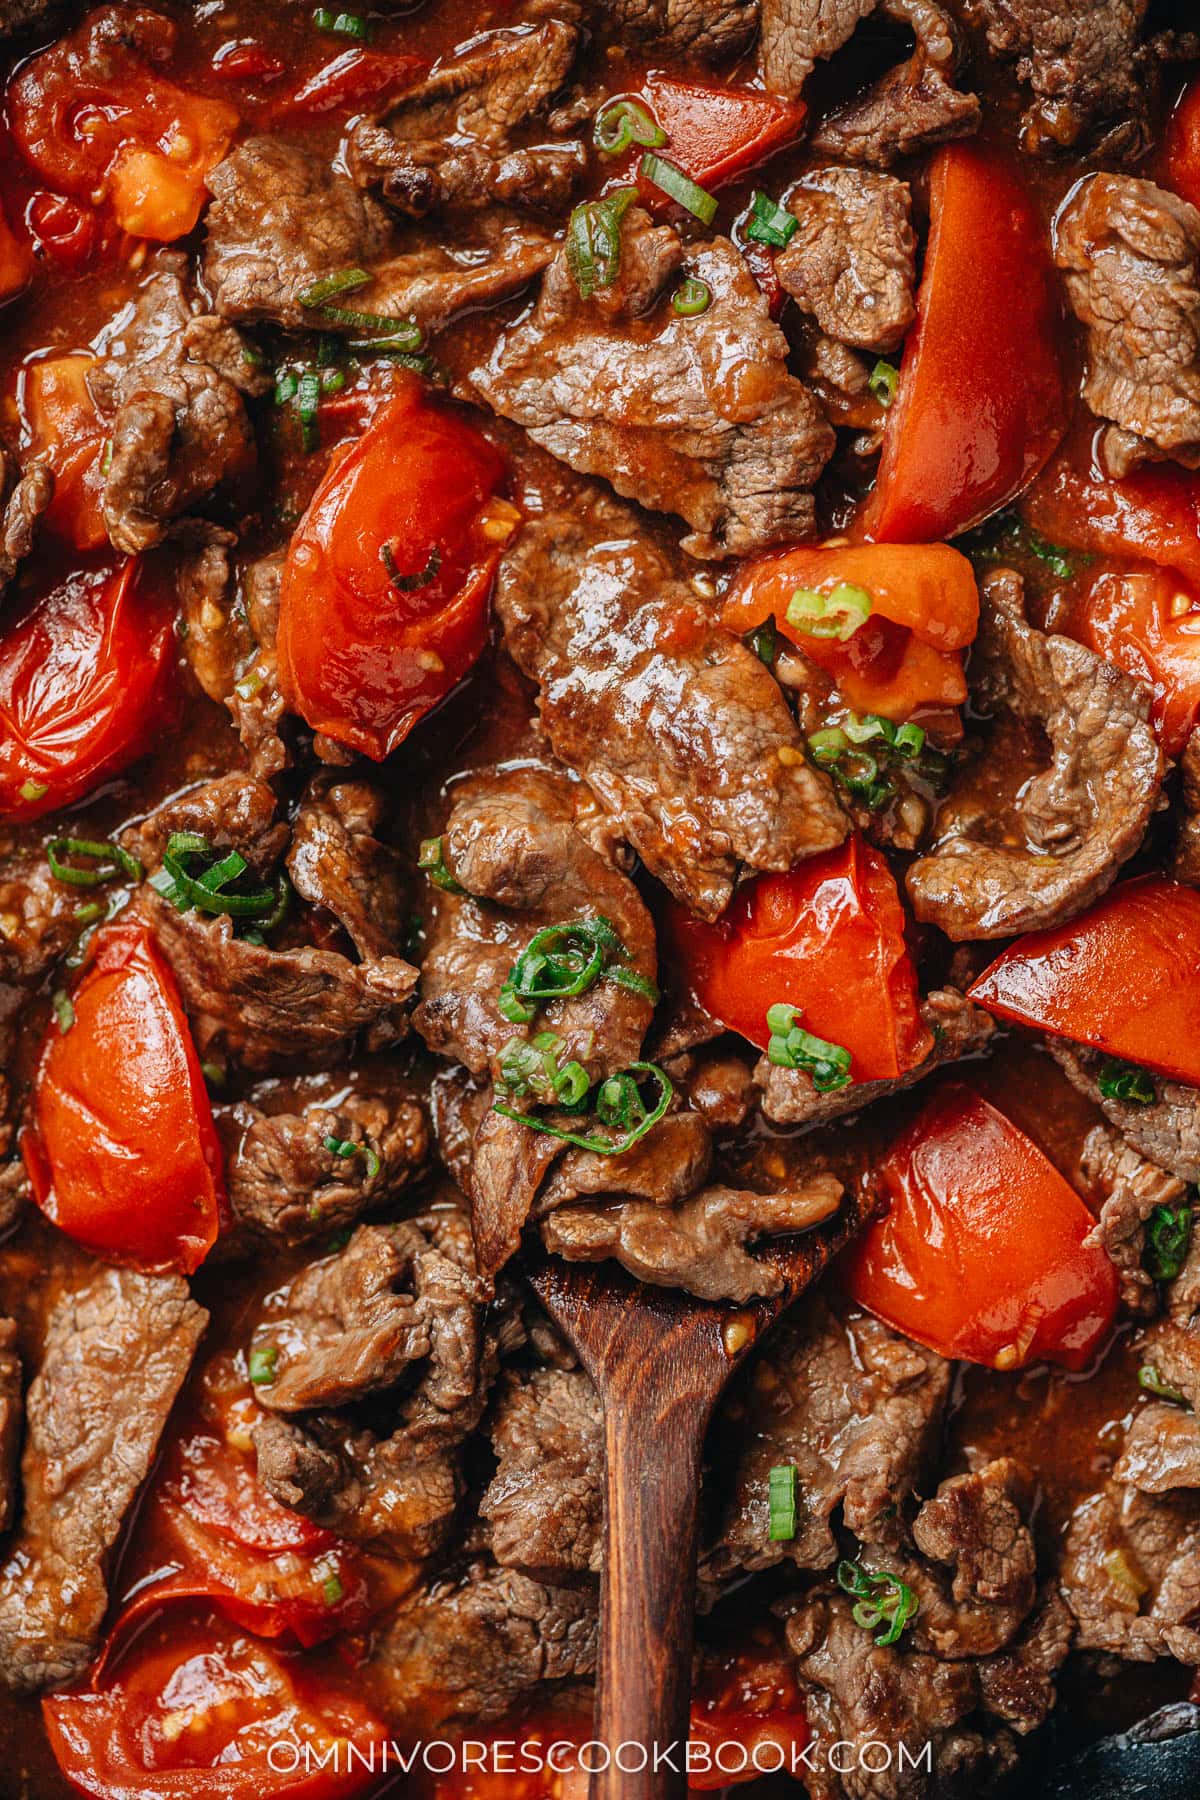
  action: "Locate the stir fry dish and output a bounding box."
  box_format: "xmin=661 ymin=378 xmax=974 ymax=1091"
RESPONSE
xmin=1 ymin=0 xmax=1200 ymax=1795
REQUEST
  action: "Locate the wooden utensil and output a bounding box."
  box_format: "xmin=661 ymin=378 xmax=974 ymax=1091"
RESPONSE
xmin=529 ymin=1190 xmax=864 ymax=1800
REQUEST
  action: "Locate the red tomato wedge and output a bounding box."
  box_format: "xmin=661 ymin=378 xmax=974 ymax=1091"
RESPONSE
xmin=277 ymin=47 xmax=428 ymax=118
xmin=660 ymin=838 xmax=931 ymax=1083
xmin=22 ymin=921 xmax=226 ymax=1274
xmin=277 ymin=379 xmax=513 ymax=760
xmin=21 ymin=354 xmax=109 ymax=549
xmin=1071 ymin=562 xmax=1200 ymax=756
xmin=0 ymin=555 xmax=176 ymax=823
xmin=842 ymin=1082 xmax=1118 ymax=1371
xmin=968 ymin=875 xmax=1200 ymax=1088
xmin=1022 ymin=423 xmax=1200 ymax=590
xmin=26 ymin=190 xmax=99 ymax=274
xmin=0 ymin=196 xmax=31 ymax=301
xmin=721 ymin=542 xmax=978 ymax=719
xmin=639 ymin=76 xmax=806 ymax=191
xmin=865 ymin=143 xmax=1068 ymax=543
xmin=44 ymin=1607 xmax=387 ymax=1800
xmin=1167 ymin=72 xmax=1200 ymax=211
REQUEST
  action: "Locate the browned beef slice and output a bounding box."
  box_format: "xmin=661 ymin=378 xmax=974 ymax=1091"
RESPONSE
xmin=414 ymin=763 xmax=656 ymax=1083
xmin=1061 ymin=1480 xmax=1200 ymax=1661
xmin=0 ymin=1267 xmax=206 ymax=1692
xmin=348 ymin=24 xmax=583 ymax=217
xmin=471 ymin=212 xmax=835 ymax=559
xmin=494 ymin=493 xmax=847 ymax=919
xmin=1174 ymin=727 xmax=1200 ymax=885
xmin=286 ymin=776 xmax=405 ymax=962
xmin=602 ymin=0 xmax=757 ymax=60
xmin=0 ymin=1320 xmax=20 ymax=1537
xmin=1049 ymin=1039 xmax=1200 ymax=1187
xmin=216 ymin=1070 xmax=430 ymax=1248
xmin=0 ymin=845 xmax=88 ymax=984
xmin=122 ymin=772 xmax=288 ymax=874
xmin=975 ymin=1588 xmax=1075 ymax=1733
xmin=1112 ymin=1319 xmax=1200 ymax=1492
xmin=809 ymin=11 xmax=981 ymax=167
xmin=1135 ymin=1319 xmax=1200 ymax=1407
xmin=0 ymin=451 xmax=52 ymax=596
xmin=1055 ymin=175 xmax=1200 ymax=475
xmin=228 ymin=552 xmax=288 ymax=778
xmin=777 ymin=168 xmax=916 ymax=352
xmin=370 ymin=1563 xmax=597 ymax=1729
xmin=1076 ymin=1122 xmax=1187 ymax=1315
xmin=86 ymin=254 xmax=268 ymax=554
xmin=707 ymin=1300 xmax=950 ymax=1578
xmin=531 ymin=1111 xmax=714 ymax=1218
xmin=176 ymin=537 xmax=241 ymax=705
xmin=759 ymin=0 xmax=879 ymax=95
xmin=756 ymin=987 xmax=991 ymax=1127
xmin=907 ymin=569 xmax=1163 ymax=939
xmin=480 ymin=1367 xmax=603 ymax=1575
xmin=175 ymin=544 xmax=288 ymax=779
xmin=907 ymin=1459 xmax=1038 ymax=1657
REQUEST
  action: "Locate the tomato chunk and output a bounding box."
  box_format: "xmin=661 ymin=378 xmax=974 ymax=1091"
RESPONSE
xmin=22 ymin=920 xmax=225 ymax=1274
xmin=865 ymin=143 xmax=1068 ymax=543
xmin=660 ymin=838 xmax=931 ymax=1083
xmin=639 ymin=76 xmax=806 ymax=191
xmin=0 ymin=555 xmax=176 ymax=822
xmin=26 ymin=190 xmax=99 ymax=273
xmin=277 ymin=47 xmax=428 ymax=118
xmin=968 ymin=875 xmax=1200 ymax=1088
xmin=278 ymin=379 xmax=513 ymax=760
xmin=21 ymin=354 xmax=109 ymax=549
xmin=721 ymin=542 xmax=978 ymax=719
xmin=0 ymin=196 xmax=32 ymax=301
xmin=1167 ymin=72 xmax=1200 ymax=211
xmin=1022 ymin=424 xmax=1200 ymax=589
xmin=1071 ymin=562 xmax=1200 ymax=756
xmin=842 ymin=1082 xmax=1118 ymax=1370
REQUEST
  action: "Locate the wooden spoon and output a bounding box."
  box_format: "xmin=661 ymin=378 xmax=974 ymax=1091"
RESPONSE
xmin=528 ymin=1190 xmax=864 ymax=1800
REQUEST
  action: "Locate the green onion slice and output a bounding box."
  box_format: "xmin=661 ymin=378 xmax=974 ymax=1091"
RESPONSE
xmin=323 ymin=1134 xmax=382 ymax=1183
xmin=417 ymin=836 xmax=464 ymax=894
xmin=47 ymin=838 xmax=142 ymax=888
xmin=768 ymin=1464 xmax=797 ymax=1541
xmin=594 ymin=96 xmax=666 ymax=157
xmin=1146 ymin=1202 xmax=1193 ymax=1283
xmin=248 ymin=1344 xmax=278 ymax=1386
xmin=639 ymin=153 xmax=718 ymax=225
xmin=494 ymin=1060 xmax=672 ymax=1157
xmin=312 ymin=8 xmax=369 ymax=37
xmin=837 ymin=1558 xmax=919 ymax=1647
xmin=786 ymin=581 xmax=873 ymax=641
xmin=1138 ymin=1364 xmax=1188 ymax=1404
xmin=154 ymin=833 xmax=283 ymax=920
xmin=868 ymin=359 xmax=899 ymax=407
xmin=745 ymin=616 xmax=777 ymax=666
xmin=672 ymin=276 xmax=711 ymax=317
xmin=322 ymin=1573 xmax=345 ymax=1605
xmin=1097 ymin=1057 xmax=1156 ymax=1106
xmin=381 ymin=541 xmax=441 ymax=593
xmin=52 ymin=989 xmax=75 ymax=1033
xmin=296 ymin=268 xmax=372 ymax=309
xmin=744 ymin=189 xmax=797 ymax=249
xmin=498 ymin=916 xmax=658 ymax=1026
xmin=565 ymin=186 xmax=639 ymax=301
xmin=19 ymin=779 xmax=48 ymax=802
xmin=766 ymin=1002 xmax=851 ymax=1092
xmin=296 ymin=369 xmax=321 ymax=453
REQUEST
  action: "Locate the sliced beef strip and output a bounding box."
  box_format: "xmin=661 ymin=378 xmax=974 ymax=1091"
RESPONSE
xmin=975 ymin=1588 xmax=1076 ymax=1735
xmin=1135 ymin=1318 xmax=1200 ymax=1408
xmin=176 ymin=536 xmax=244 ymax=704
xmin=0 ymin=451 xmax=52 ymax=598
xmin=229 ymin=552 xmax=289 ymax=779
xmin=286 ymin=776 xmax=406 ymax=962
xmin=0 ymin=1267 xmax=206 ymax=1692
xmin=808 ymin=13 xmax=982 ymax=167
xmin=1054 ymin=174 xmax=1200 ymax=476
xmin=907 ymin=569 xmax=1163 ymax=939
xmin=471 ymin=212 xmax=835 ymax=559
xmin=1061 ymin=1479 xmax=1200 ymax=1662
xmin=348 ymin=23 xmax=583 ymax=218
xmin=369 ymin=1562 xmax=597 ymax=1730
xmin=706 ymin=1299 xmax=950 ymax=1579
xmin=0 ymin=1319 xmax=20 ymax=1537
xmin=494 ymin=491 xmax=847 ymax=920
xmin=759 ymin=0 xmax=880 ymax=95
xmin=1049 ymin=1039 xmax=1200 ymax=1187
xmin=1173 ymin=726 xmax=1200 ymax=885
xmin=480 ymin=1366 xmax=603 ymax=1576
xmin=122 ymin=771 xmax=288 ymax=875
xmin=905 ymin=1458 xmax=1038 ymax=1657
xmin=1115 ymin=1403 xmax=1200 ymax=1493
xmin=777 ymin=168 xmax=916 ymax=353
xmin=0 ymin=844 xmax=89 ymax=984
xmin=1076 ymin=1121 xmax=1187 ymax=1316
xmin=87 ymin=254 xmax=268 ymax=554
xmin=531 ymin=1110 xmax=714 ymax=1219
xmin=756 ymin=987 xmax=992 ymax=1127
xmin=600 ymin=0 xmax=758 ymax=61
xmin=204 ymin=137 xmax=555 ymax=336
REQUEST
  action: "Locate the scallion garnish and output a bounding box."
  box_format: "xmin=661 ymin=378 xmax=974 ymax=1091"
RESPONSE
xmin=248 ymin=1344 xmax=278 ymax=1386
xmin=322 ymin=1572 xmax=345 ymax=1605
xmin=52 ymin=989 xmax=75 ymax=1033
xmin=837 ymin=1559 xmax=919 ymax=1647
xmin=565 ymin=187 xmax=639 ymax=301
xmin=768 ymin=1465 xmax=797 ymax=1541
xmin=296 ymin=369 xmax=322 ymax=453
xmin=150 ymin=832 xmax=286 ymax=922
xmin=594 ymin=96 xmax=667 ymax=156
xmin=73 ymin=902 xmax=103 ymax=926
xmin=494 ymin=1060 xmax=672 ymax=1157
xmin=323 ymin=1134 xmax=382 ymax=1183
xmin=1138 ymin=1364 xmax=1188 ymax=1404
xmin=744 ymin=189 xmax=797 ymax=249
xmin=765 ymin=1002 xmax=851 ymax=1091
xmin=744 ymin=616 xmax=777 ymax=666
xmin=868 ymin=359 xmax=899 ymax=407
xmin=381 ymin=541 xmax=441 ymax=593
xmin=1097 ymin=1057 xmax=1156 ymax=1106
xmin=417 ymin=836 xmax=464 ymax=894
xmin=638 ymin=153 xmax=718 ymax=225
xmin=274 ymin=370 xmax=299 ymax=407
xmin=19 ymin=779 xmax=48 ymax=802
xmin=1025 ymin=527 xmax=1075 ymax=580
xmin=786 ymin=582 xmax=872 ymax=641
xmin=497 ymin=916 xmax=657 ymax=1026
xmin=296 ymin=268 xmax=372 ymax=309
xmin=1145 ymin=1202 xmax=1193 ymax=1283
xmin=672 ymin=275 xmax=711 ymax=317
xmin=46 ymin=837 xmax=142 ymax=888
xmin=312 ymin=8 xmax=369 ymax=38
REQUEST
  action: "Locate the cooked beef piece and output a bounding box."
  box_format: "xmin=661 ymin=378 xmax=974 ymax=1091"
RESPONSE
xmin=228 ymin=552 xmax=289 ymax=779
xmin=975 ymin=1588 xmax=1076 ymax=1734
xmin=1055 ymin=175 xmax=1200 ymax=477
xmin=86 ymin=254 xmax=268 ymax=554
xmin=251 ymin=1213 xmax=485 ymax=1414
xmin=1173 ymin=727 xmax=1200 ymax=885
xmin=600 ymin=0 xmax=757 ymax=61
xmin=480 ymin=1366 xmax=603 ymax=1575
xmin=494 ymin=493 xmax=847 ymax=919
xmin=348 ymin=24 xmax=583 ymax=217
xmin=471 ymin=211 xmax=835 ymax=559
xmin=286 ymin=777 xmax=405 ymax=962
xmin=215 ymin=1070 xmax=430 ymax=1249
xmin=667 ymin=1047 xmax=757 ymax=1131
xmin=759 ymin=0 xmax=879 ymax=95
xmin=1061 ymin=1479 xmax=1200 ymax=1662
xmin=757 ymin=987 xmax=992 ymax=1126
xmin=0 ymin=845 xmax=88 ymax=983
xmin=0 ymin=1320 xmax=20 ymax=1536
xmin=541 ymin=1173 xmax=844 ymax=1302
xmin=0 ymin=1267 xmax=206 ymax=1692
xmin=1049 ymin=1040 xmax=1200 ymax=1187
xmin=1077 ymin=1122 xmax=1187 ymax=1315
xmin=1115 ymin=1403 xmax=1200 ymax=1492
xmin=0 ymin=0 xmax=61 ymax=37
xmin=0 ymin=1162 xmax=27 ymax=1238
xmin=440 ymin=1084 xmax=565 ymax=1284
xmin=907 ymin=569 xmax=1163 ymax=939
xmin=414 ymin=763 xmax=656 ymax=1084
xmin=0 ymin=451 xmax=52 ymax=597
xmin=907 ymin=1459 xmax=1038 ymax=1657
xmin=122 ymin=772 xmax=288 ymax=875
xmin=706 ymin=1299 xmax=950 ymax=1578
xmin=1130 ymin=1317 xmax=1200 ymax=1408
xmin=205 ymin=137 xmax=555 ymax=335
xmin=532 ymin=1111 xmax=714 ymax=1218
xmin=777 ymin=168 xmax=916 ymax=352
xmin=176 ymin=536 xmax=242 ymax=704
xmin=1170 ymin=1224 xmax=1200 ymax=1324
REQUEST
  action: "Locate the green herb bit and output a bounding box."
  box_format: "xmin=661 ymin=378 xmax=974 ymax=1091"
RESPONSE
xmin=322 ymin=1134 xmax=382 ymax=1182
xmin=46 ymin=837 xmax=142 ymax=889
xmin=417 ymin=835 xmax=463 ymax=894
xmin=296 ymin=369 xmax=321 ymax=453
xmin=1146 ymin=1202 xmax=1193 ymax=1283
xmin=157 ymin=834 xmax=281 ymax=921
xmin=200 ymin=1061 xmax=226 ymax=1087
xmin=786 ymin=581 xmax=872 ymax=642
xmin=565 ymin=187 xmax=638 ymax=301
xmin=493 ymin=1060 xmax=673 ymax=1157
xmin=322 ymin=1573 xmax=345 ymax=1605
xmin=297 ymin=268 xmax=373 ymax=309
xmin=312 ymin=8 xmax=369 ymax=38
xmin=837 ymin=1558 xmax=919 ymax=1647
xmin=672 ymin=276 xmax=711 ymax=317
xmin=744 ymin=616 xmax=777 ymax=666
xmin=1138 ymin=1364 xmax=1188 ymax=1404
xmin=1024 ymin=527 xmax=1075 ymax=581
xmin=639 ymin=153 xmax=718 ymax=225
xmin=768 ymin=1464 xmax=797 ymax=1541
xmin=248 ymin=1344 xmax=278 ymax=1386
xmin=744 ymin=190 xmax=797 ymax=249
xmin=73 ymin=902 xmax=104 ymax=926
xmin=274 ymin=370 xmax=299 ymax=407
xmin=498 ymin=916 xmax=659 ymax=1025
xmin=19 ymin=779 xmax=48 ymax=802
xmin=593 ymin=96 xmax=666 ymax=157
xmin=766 ymin=1002 xmax=851 ymax=1092
xmin=868 ymin=359 xmax=899 ymax=407
xmin=52 ymin=989 xmax=75 ymax=1033
xmin=1097 ymin=1057 xmax=1156 ymax=1106
xmin=381 ymin=540 xmax=441 ymax=593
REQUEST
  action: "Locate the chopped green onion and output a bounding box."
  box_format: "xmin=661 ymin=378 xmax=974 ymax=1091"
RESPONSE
xmin=552 ymin=1060 xmax=591 ymax=1108
xmin=766 ymin=1002 xmax=852 ymax=1091
xmin=322 ymin=1573 xmax=345 ymax=1605
xmin=200 ymin=1061 xmax=225 ymax=1086
xmin=241 ymin=341 xmax=266 ymax=370
xmin=1097 ymin=1057 xmax=1156 ymax=1106
xmin=639 ymin=153 xmax=718 ymax=225
xmin=786 ymin=582 xmax=873 ymax=642
xmin=744 ymin=189 xmax=797 ymax=249
xmin=892 ymin=721 xmax=926 ymax=758
xmin=155 ymin=833 xmax=283 ymax=921
xmin=1146 ymin=1202 xmax=1193 ymax=1283
xmin=47 ymin=838 xmax=142 ymax=888
xmin=417 ymin=836 xmax=463 ymax=894
xmin=323 ymin=1134 xmax=382 ymax=1182
xmin=318 ymin=303 xmax=423 ymax=344
xmin=494 ymin=1061 xmax=672 ymax=1157
xmin=768 ymin=1464 xmax=797 ymax=1541
xmin=100 ymin=438 xmax=113 ymax=476
xmin=744 ymin=616 xmax=777 ymax=666
xmin=1138 ymin=1364 xmax=1188 ymax=1404
xmin=297 ymin=270 xmax=372 ymax=310
xmin=807 ymin=727 xmax=849 ymax=766
xmin=606 ymin=964 xmax=660 ymax=1003
xmin=381 ymin=541 xmax=441 ymax=593
xmin=868 ymin=359 xmax=899 ymax=407
xmin=672 ymin=276 xmax=711 ymax=317
xmin=312 ymin=7 xmax=368 ymax=37
xmin=234 ymin=666 xmax=266 ymax=701
xmin=1025 ymin=527 xmax=1075 ymax=581
xmin=594 ymin=96 xmax=666 ymax=156
xmin=274 ymin=370 xmax=299 ymax=407
xmin=565 ymin=186 xmax=638 ymax=301
xmin=837 ymin=1558 xmax=919 ymax=1647
xmin=498 ymin=916 xmax=657 ymax=1026
xmin=52 ymin=989 xmax=75 ymax=1033
xmin=321 ymin=367 xmax=346 ymax=395
xmin=248 ymin=1344 xmax=278 ymax=1386
xmin=19 ymin=779 xmax=48 ymax=802
xmin=73 ymin=902 xmax=103 ymax=926
xmin=296 ymin=370 xmax=321 ymax=453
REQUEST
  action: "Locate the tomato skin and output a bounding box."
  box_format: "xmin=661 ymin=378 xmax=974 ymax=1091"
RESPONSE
xmin=20 ymin=353 xmax=109 ymax=549
xmin=22 ymin=921 xmax=225 ymax=1275
xmin=277 ymin=381 xmax=510 ymax=760
xmin=1022 ymin=424 xmax=1200 ymax=589
xmin=26 ymin=190 xmax=99 ymax=273
xmin=278 ymin=47 xmax=428 ymax=117
xmin=1167 ymin=73 xmax=1200 ymax=210
xmin=865 ymin=143 xmax=1068 ymax=543
xmin=0 ymin=196 xmax=32 ymax=301
xmin=969 ymin=875 xmax=1200 ymax=1088
xmin=0 ymin=556 xmax=176 ymax=822
xmin=638 ymin=76 xmax=806 ymax=192
xmin=842 ymin=1083 xmax=1118 ymax=1371
xmin=660 ymin=838 xmax=931 ymax=1083
xmin=1071 ymin=562 xmax=1200 ymax=756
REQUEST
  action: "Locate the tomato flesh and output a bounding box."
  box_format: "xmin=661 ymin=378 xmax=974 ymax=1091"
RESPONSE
xmin=638 ymin=76 xmax=806 ymax=192
xmin=1071 ymin=562 xmax=1200 ymax=756
xmin=20 ymin=354 xmax=109 ymax=550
